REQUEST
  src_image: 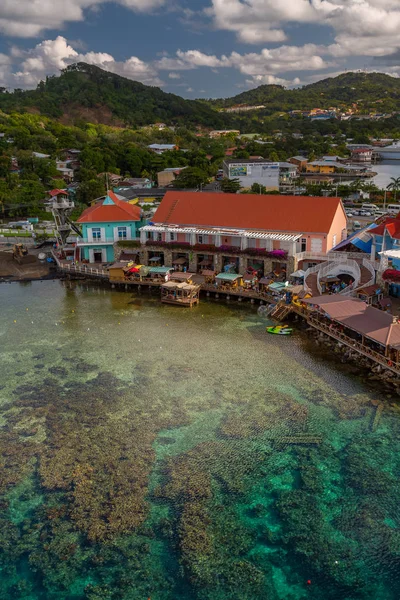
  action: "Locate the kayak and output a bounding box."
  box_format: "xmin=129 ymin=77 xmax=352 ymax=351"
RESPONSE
xmin=266 ymin=326 xmax=293 ymax=335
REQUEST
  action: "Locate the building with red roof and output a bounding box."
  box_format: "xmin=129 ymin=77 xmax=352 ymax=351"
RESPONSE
xmin=139 ymin=191 xmax=347 ymax=276
xmin=76 ymin=191 xmax=144 ymax=263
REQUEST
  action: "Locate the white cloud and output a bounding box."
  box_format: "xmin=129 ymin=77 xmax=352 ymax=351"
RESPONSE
xmin=5 ymin=36 xmax=162 ymax=89
xmin=0 ymin=0 xmax=165 ymax=37
xmin=168 ymin=72 xmax=181 ymax=79
xmin=156 ymin=44 xmax=334 ymax=87
xmin=207 ymin=0 xmax=400 ymax=60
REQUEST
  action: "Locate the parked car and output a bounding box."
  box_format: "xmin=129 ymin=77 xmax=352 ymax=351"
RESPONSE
xmin=346 ymin=213 xmax=353 ymax=218
xmin=352 ymin=221 xmax=362 ymax=231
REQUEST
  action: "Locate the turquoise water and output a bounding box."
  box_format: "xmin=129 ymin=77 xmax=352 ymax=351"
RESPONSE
xmin=1 ymin=280 xmax=400 ymax=600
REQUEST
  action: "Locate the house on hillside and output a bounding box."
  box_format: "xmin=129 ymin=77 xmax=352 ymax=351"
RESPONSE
xmin=289 ymin=156 xmax=308 ymax=171
xmin=157 ymin=167 xmax=187 ymax=187
xmin=148 ymin=144 xmax=177 ymax=154
xmin=114 ymin=178 xmax=152 ymax=191
xmin=139 ymin=191 xmax=347 ymax=276
xmin=76 ymin=191 xmax=144 ymax=263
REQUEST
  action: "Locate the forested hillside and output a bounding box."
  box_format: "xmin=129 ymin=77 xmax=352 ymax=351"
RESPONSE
xmin=1 ymin=66 xmax=400 ymax=129
xmin=212 ymin=72 xmax=400 ymax=114
xmin=0 ymin=63 xmax=228 ymax=128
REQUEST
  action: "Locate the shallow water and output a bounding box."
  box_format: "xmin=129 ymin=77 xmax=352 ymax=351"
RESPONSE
xmin=1 ymin=280 xmax=400 ymax=600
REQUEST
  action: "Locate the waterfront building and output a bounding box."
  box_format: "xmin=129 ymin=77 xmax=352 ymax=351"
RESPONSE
xmin=76 ymin=191 xmax=144 ymax=263
xmin=301 ymin=295 xmax=400 ymax=370
xmin=376 ymin=142 xmax=400 ymax=160
xmin=139 ymin=191 xmax=347 ymax=277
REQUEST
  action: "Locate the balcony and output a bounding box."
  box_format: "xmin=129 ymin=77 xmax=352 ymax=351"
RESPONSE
xmin=144 ymin=240 xmax=288 ymax=260
xmin=76 ymin=236 xmax=115 ymax=246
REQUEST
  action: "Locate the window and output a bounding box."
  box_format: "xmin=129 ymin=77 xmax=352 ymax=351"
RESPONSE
xmin=301 ymin=238 xmax=307 ymax=252
xmin=157 ymin=233 xmax=162 ymax=242
xmin=198 ymin=235 xmax=203 ymax=244
xmin=170 ymin=232 xmax=175 ymax=241
xmin=311 ymin=238 xmax=323 ymax=253
xmin=92 ymin=227 xmax=101 ymax=240
xmin=118 ymin=227 xmax=127 ymax=239
xmin=332 ymin=234 xmax=337 ymax=248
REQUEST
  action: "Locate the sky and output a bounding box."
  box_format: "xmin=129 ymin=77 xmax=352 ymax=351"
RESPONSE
xmin=0 ymin=0 xmax=400 ymax=98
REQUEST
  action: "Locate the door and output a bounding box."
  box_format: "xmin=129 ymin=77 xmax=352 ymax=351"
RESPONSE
xmin=94 ymin=251 xmax=103 ymax=263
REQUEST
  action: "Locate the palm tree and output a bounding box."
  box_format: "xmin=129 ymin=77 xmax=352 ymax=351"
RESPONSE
xmin=387 ymin=177 xmax=400 ymax=201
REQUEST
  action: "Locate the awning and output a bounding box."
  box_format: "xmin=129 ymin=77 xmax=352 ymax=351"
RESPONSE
xmin=149 ymin=267 xmax=173 ymax=274
xmin=290 ymin=269 xmax=305 ymax=278
xmin=170 ymin=272 xmax=194 ymax=281
xmin=172 ymin=257 xmax=188 ymax=264
xmin=216 ymin=273 xmax=242 ymax=282
xmin=198 ymin=258 xmax=213 ymax=266
xmin=149 ymin=256 xmax=162 ymax=262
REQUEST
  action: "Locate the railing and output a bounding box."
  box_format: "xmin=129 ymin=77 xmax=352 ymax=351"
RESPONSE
xmin=317 ymin=259 xmax=361 ymax=294
xmin=76 ymin=236 xmax=116 ymax=244
xmin=360 ymin=257 xmax=376 ymax=289
xmin=56 ymin=261 xmax=109 ymax=278
xmin=145 ymin=240 xmax=289 ymax=259
xmin=303 ymin=262 xmax=323 ymax=294
xmin=308 ymin=316 xmax=400 ymax=374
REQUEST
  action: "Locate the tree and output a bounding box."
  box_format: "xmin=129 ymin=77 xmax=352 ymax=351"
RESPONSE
xmin=387 ymin=177 xmax=400 ymax=201
xmin=220 ymin=178 xmax=241 ymax=193
xmin=174 ymin=167 xmax=208 ymax=189
xmin=76 ymin=179 xmax=106 ymax=205
xmin=250 ymin=182 xmax=267 ymax=194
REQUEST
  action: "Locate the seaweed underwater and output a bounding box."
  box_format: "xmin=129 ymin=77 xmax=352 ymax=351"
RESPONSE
xmin=1 ymin=282 xmax=400 ymax=600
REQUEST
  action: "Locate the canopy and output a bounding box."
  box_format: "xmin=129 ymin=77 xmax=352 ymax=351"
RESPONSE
xmin=290 ymin=269 xmax=305 ymax=278
xmin=172 ymin=257 xmax=188 ymax=264
xmin=149 ymin=266 xmax=173 ymax=274
xmin=198 ymin=258 xmax=213 ymax=266
xmin=216 ymin=273 xmax=242 ymax=282
xmin=269 ymin=282 xmax=291 ymax=292
xmin=202 ymin=270 xmax=215 ymax=277
xmin=259 ymin=277 xmax=272 ymax=285
xmin=128 ymin=264 xmax=144 ymax=273
xmin=149 ymin=256 xmax=162 ymax=262
xmin=170 ymin=272 xmax=194 ymax=281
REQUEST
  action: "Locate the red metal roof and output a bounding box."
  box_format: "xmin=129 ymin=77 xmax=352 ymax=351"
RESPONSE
xmin=371 ymin=216 xmax=400 ymax=239
xmin=77 ymin=191 xmax=141 ymax=223
xmin=49 ymin=189 xmax=67 ymax=197
xmin=152 ymin=191 xmax=344 ymax=233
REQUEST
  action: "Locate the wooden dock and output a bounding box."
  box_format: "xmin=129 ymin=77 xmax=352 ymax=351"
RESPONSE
xmin=273 ymin=435 xmax=323 ymax=448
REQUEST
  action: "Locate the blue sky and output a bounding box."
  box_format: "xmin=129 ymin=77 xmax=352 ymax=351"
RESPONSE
xmin=0 ymin=0 xmax=399 ymax=98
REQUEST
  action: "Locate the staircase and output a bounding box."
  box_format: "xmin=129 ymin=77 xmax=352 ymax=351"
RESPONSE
xmin=359 ymin=264 xmax=374 ymax=287
xmin=304 ymin=272 xmax=319 ymax=296
xmin=303 ymin=257 xmax=376 ymax=298
xmin=270 ymin=303 xmax=293 ymax=321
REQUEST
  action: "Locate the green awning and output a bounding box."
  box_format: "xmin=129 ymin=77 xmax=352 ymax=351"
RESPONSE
xmin=216 ymin=273 xmax=242 ymax=281
xmin=149 ymin=267 xmax=173 ymax=274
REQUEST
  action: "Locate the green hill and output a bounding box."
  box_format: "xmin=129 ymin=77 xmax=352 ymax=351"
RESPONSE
xmin=0 ymin=63 xmax=228 ymax=128
xmin=0 ymin=66 xmax=399 ymax=128
xmin=212 ymin=72 xmax=400 ymax=114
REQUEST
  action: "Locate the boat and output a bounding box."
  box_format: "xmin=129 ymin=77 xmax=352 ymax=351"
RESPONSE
xmin=266 ymin=325 xmax=293 ymax=335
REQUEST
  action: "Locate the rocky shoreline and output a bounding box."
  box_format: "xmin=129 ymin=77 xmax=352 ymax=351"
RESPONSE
xmin=304 ymin=325 xmax=400 ymax=396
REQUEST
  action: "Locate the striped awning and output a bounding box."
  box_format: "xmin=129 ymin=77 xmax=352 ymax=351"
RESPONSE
xmin=140 ymin=225 xmax=301 ymax=242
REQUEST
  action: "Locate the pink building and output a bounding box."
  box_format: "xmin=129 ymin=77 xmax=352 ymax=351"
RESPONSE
xmin=140 ymin=191 xmax=347 ymax=275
